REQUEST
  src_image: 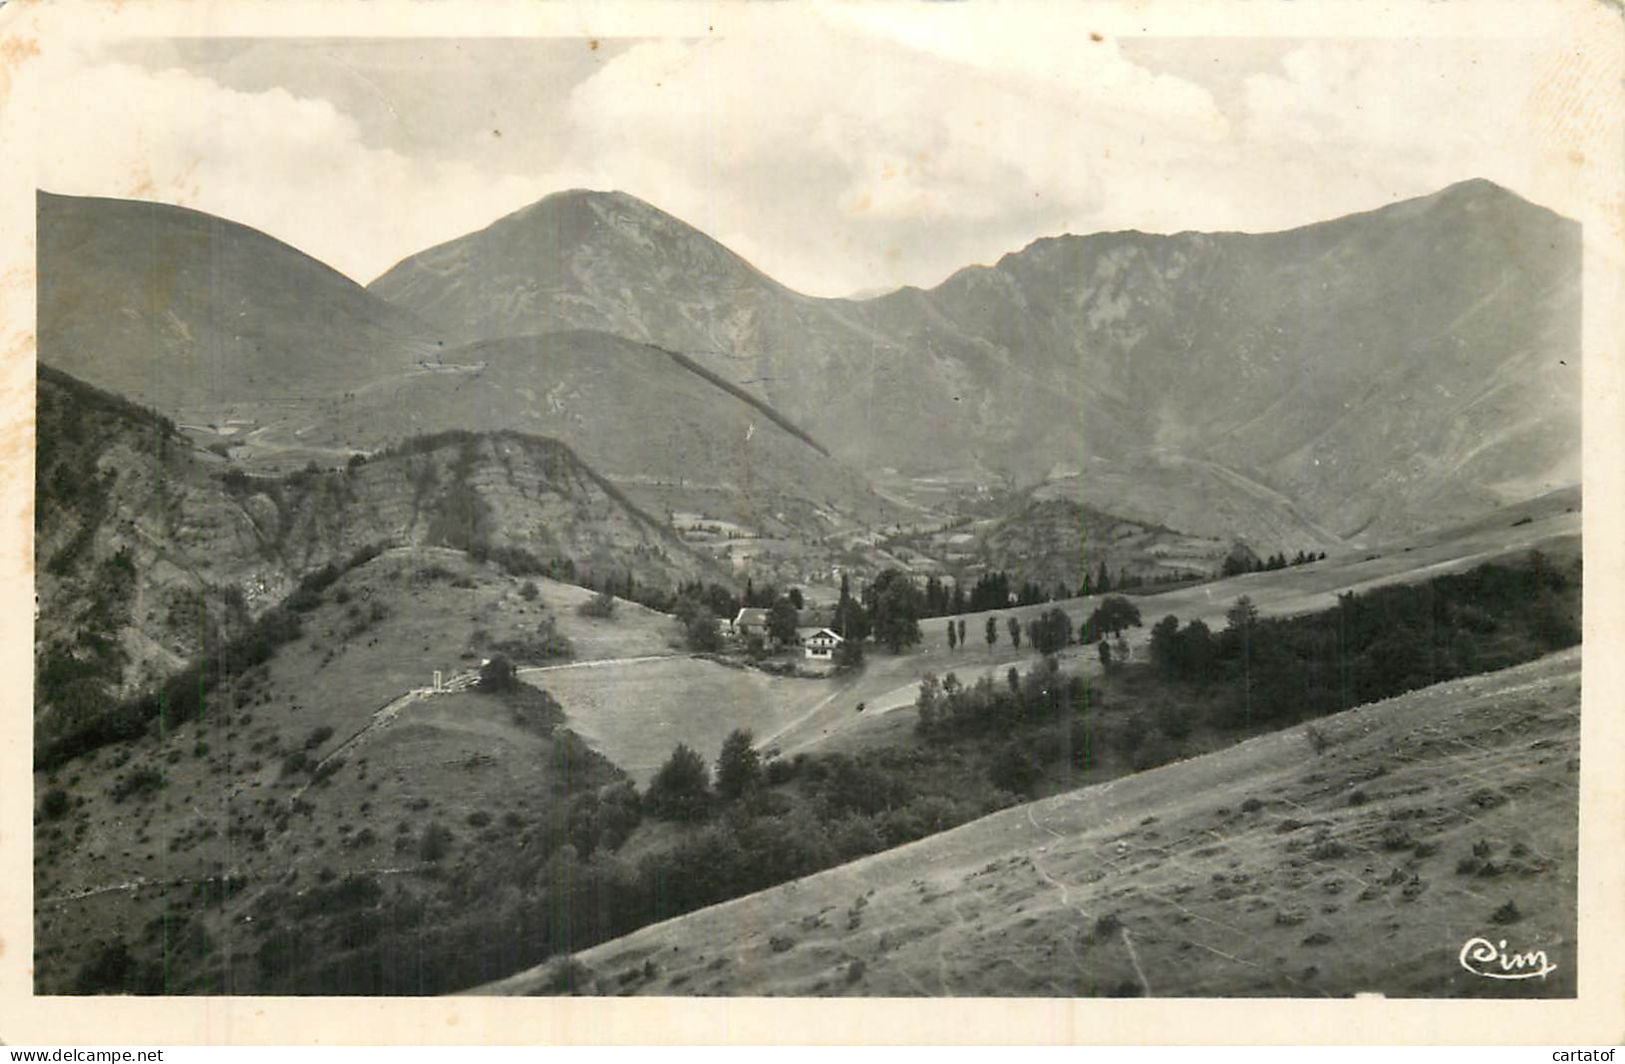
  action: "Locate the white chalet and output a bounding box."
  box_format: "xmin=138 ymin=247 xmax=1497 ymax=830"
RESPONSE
xmin=802 ymin=627 xmax=844 ymax=660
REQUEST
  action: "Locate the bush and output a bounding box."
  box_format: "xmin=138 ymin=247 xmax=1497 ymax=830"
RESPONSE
xmin=110 ymin=767 xmax=165 ymax=803
xmin=41 ymin=787 xmax=70 ymax=820
xmin=684 ymin=614 xmax=721 ymax=653
xmin=304 ymin=725 xmax=335 ymax=750
xmin=420 ymin=822 xmax=453 ymax=862
xmin=1309 ymin=838 xmax=1349 ymax=860
xmin=578 ymin=588 xmax=617 ymax=618
xmin=1379 ymin=825 xmax=1414 ymax=851
xmin=520 ymin=581 xmax=540 ymax=601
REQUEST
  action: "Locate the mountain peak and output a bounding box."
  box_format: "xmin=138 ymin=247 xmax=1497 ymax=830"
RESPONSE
xmin=1435 ymin=176 xmax=1517 ymax=199
xmin=504 ymin=187 xmax=674 ymax=227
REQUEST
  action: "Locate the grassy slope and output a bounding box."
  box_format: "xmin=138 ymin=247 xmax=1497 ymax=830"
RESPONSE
xmin=522 ymin=658 xmax=841 ymax=787
xmin=32 ymin=548 xmax=669 ymax=993
xmin=487 ymin=648 xmax=1580 ymax=998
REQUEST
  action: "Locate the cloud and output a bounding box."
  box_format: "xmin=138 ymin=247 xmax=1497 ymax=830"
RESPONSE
xmin=15 ymin=51 xmax=556 ymax=284
xmin=557 ymin=20 xmax=1232 ymax=293
xmin=2 ymin=24 xmax=1595 ymax=304
xmin=1233 ymin=39 xmax=1555 ymax=216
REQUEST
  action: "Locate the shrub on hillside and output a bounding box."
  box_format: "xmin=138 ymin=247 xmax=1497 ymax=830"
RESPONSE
xmin=40 ymin=787 xmax=70 ymax=820
xmin=577 ymin=588 xmax=617 ymax=618
xmin=109 ymin=766 xmax=164 ymax=803
xmin=419 ymin=822 xmax=453 ymax=862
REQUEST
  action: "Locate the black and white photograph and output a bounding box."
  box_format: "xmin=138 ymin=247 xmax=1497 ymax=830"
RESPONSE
xmin=7 ymin=0 xmax=1621 ymax=1035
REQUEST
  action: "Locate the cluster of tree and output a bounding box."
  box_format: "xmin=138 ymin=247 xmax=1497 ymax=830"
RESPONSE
xmin=964 ymin=571 xmax=1012 ymax=613
xmin=954 ymin=610 xmax=1096 ymax=656
xmin=824 ymin=570 xmax=920 ymax=656
xmin=640 ymin=728 xmax=768 ymax=821
xmin=1141 ymin=550 xmax=1579 ymax=729
xmin=863 ymin=570 xmax=924 ymax=653
xmin=916 ymin=659 xmax=1079 ymax=742
xmin=742 ymin=578 xmax=802 ymax=611
xmin=1085 ymin=560 xmax=1216 ymax=597
xmin=1219 ymin=549 xmax=1327 ymax=578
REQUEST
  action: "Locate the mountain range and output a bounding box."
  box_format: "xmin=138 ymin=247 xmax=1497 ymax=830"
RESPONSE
xmin=39 ymin=178 xmax=1581 ymax=559
xmin=368 ymin=178 xmax=1580 ymax=545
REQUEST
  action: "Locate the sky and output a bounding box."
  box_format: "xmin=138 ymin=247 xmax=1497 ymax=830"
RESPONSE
xmin=6 ymin=8 xmax=1605 ymax=297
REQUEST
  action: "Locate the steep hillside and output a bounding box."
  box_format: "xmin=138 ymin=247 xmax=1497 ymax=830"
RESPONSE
xmin=36 ymin=191 xmax=438 ymax=409
xmin=487 ymin=649 xmax=1580 ymax=998
xmin=291 ymin=330 xmax=896 ymax=533
xmin=34 ymin=367 xmax=708 ymax=754
xmin=369 ymin=180 xmax=1579 ymax=546
xmin=32 ymin=547 xmax=647 ymax=995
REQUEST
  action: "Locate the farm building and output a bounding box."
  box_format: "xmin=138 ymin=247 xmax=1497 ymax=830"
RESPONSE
xmin=731 ymin=607 xmax=770 ymax=641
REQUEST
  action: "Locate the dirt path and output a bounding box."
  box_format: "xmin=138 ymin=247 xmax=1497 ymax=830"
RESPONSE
xmin=518 ymin=654 xmax=687 ymax=675
xmin=289 ymin=671 xmax=477 ymax=800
